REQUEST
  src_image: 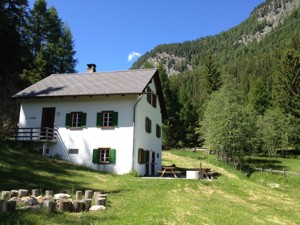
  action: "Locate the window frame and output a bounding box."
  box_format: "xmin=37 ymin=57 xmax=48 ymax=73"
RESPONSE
xmin=96 ymin=111 xmax=118 ymax=128
xmin=71 ymin=112 xmax=82 ymax=128
xmin=65 ymin=112 xmax=87 ymax=129
xmin=99 ymin=148 xmax=110 ymax=164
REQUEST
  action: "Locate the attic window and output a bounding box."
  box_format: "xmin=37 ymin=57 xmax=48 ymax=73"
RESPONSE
xmin=146 ymin=87 xmax=157 ymax=108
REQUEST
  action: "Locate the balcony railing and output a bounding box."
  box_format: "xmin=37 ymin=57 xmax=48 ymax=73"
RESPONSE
xmin=12 ymin=127 xmax=58 ymax=142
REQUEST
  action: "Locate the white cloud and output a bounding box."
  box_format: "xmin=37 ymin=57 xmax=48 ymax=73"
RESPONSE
xmin=128 ymin=51 xmax=141 ymax=62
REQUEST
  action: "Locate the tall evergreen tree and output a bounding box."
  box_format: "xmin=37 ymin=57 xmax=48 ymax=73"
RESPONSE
xmin=22 ymin=0 xmax=77 ymax=83
xmin=0 ymin=0 xmax=30 ymax=132
xmin=202 ymin=52 xmax=222 ymax=95
xmin=272 ymin=48 xmax=300 ymax=118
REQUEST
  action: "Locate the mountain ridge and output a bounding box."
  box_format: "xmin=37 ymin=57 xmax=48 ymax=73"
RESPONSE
xmin=131 ymin=0 xmax=300 ymax=75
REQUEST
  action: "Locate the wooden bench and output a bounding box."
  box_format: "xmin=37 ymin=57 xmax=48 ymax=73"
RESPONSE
xmin=157 ymin=168 xmax=181 ymax=178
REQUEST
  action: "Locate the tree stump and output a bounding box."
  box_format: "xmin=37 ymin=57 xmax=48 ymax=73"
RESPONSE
xmin=98 ymin=194 xmax=108 ymax=200
xmin=6 ymin=201 xmax=16 ymax=212
xmin=73 ymin=200 xmax=85 ymax=212
xmin=48 ymin=201 xmax=56 ymax=213
xmin=0 ymin=200 xmax=7 ymax=212
xmin=45 ymin=190 xmax=53 ymax=197
xmin=31 ymin=189 xmax=39 ymax=197
xmin=76 ymin=191 xmax=82 ymax=200
xmin=84 ymin=199 xmax=92 ymax=211
xmin=93 ymin=191 xmax=102 ymax=199
xmin=95 ymin=198 xmax=106 ymax=206
xmin=84 ymin=190 xmax=93 ymax=199
xmin=58 ymin=200 xmax=71 ymax=212
xmin=1 ymin=191 xmax=11 ymax=200
xmin=10 ymin=190 xmax=19 ymax=197
xmin=18 ymin=189 xmax=28 ymax=198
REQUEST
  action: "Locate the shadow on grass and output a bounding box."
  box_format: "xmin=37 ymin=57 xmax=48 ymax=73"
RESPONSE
xmin=241 ymin=157 xmax=287 ymax=177
xmin=0 ymin=140 xmax=104 ymax=193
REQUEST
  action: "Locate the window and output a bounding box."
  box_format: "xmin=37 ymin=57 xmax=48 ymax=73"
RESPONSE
xmin=96 ymin=111 xmax=118 ymax=128
xmin=100 ymin=148 xmax=110 ymax=163
xmin=145 ymin=117 xmax=152 ymax=133
xmin=65 ymin=112 xmax=86 ymax=128
xmin=146 ymin=87 xmax=157 ymax=108
xmin=92 ymin=148 xmax=116 ymax=164
xmin=156 ymin=124 xmax=161 ymax=138
xmin=68 ymin=149 xmax=79 ymax=154
xmin=72 ymin=112 xmax=82 ymax=127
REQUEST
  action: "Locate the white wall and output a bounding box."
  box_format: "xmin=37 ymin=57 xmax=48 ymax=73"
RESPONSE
xmin=19 ymin=95 xmax=138 ymax=174
xmin=134 ymin=80 xmax=162 ymax=175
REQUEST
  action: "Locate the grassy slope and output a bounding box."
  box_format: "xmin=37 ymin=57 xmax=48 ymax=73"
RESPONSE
xmin=1 ymin=141 xmax=300 ymax=225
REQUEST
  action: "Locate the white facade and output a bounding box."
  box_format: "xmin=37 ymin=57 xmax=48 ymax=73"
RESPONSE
xmin=17 ymin=81 xmax=162 ymax=176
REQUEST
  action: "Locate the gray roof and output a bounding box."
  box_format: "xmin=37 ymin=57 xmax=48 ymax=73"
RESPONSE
xmin=13 ymin=68 xmax=167 ymax=119
xmin=13 ymin=69 xmax=158 ymax=98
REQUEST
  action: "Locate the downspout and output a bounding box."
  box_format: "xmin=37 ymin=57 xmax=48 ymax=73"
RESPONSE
xmin=132 ymin=94 xmax=144 ymax=171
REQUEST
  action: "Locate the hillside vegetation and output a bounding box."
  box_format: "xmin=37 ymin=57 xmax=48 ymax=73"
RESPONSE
xmin=132 ymin=0 xmax=300 ymax=166
xmin=1 ymin=141 xmax=300 ymax=225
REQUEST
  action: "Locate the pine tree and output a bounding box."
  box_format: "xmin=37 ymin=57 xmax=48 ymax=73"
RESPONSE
xmin=272 ymin=48 xmax=300 ymax=118
xmin=0 ymin=0 xmax=30 ymax=132
xmin=201 ymin=52 xmax=222 ymax=95
xmin=22 ymin=0 xmax=77 ymax=83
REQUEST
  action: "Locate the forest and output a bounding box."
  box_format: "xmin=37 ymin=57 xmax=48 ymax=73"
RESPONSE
xmin=1 ymin=0 xmax=299 ymax=168
xmin=132 ymin=0 xmax=300 ymax=167
xmin=0 ymin=0 xmax=76 ymax=132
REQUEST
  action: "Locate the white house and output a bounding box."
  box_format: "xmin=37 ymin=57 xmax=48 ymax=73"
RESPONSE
xmin=12 ymin=66 xmax=167 ymax=176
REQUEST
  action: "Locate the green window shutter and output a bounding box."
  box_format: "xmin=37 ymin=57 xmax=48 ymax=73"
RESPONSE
xmin=65 ymin=113 xmax=71 ymax=128
xmin=149 ymin=119 xmax=152 ymax=133
xmin=147 ymin=87 xmax=151 ymax=103
xmin=156 ymin=124 xmax=161 ymax=138
xmin=92 ymin=149 xmax=99 ymax=164
xmin=113 ymin=112 xmax=118 ymax=126
xmin=145 ymin=117 xmax=148 ymax=132
xmin=96 ymin=112 xmax=103 ymax=127
xmin=138 ymin=148 xmax=144 ymax=164
xmin=152 ymin=94 xmax=157 ymax=108
xmin=144 ymin=150 xmax=148 ymax=163
xmin=81 ymin=113 xmax=87 ymax=127
xmin=109 ymin=149 xmax=116 ymax=164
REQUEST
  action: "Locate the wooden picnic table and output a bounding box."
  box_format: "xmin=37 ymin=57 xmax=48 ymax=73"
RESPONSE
xmin=159 ymin=166 xmax=180 ymax=178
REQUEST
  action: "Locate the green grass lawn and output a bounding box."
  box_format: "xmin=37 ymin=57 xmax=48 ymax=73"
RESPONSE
xmin=1 ymin=141 xmax=300 ymax=225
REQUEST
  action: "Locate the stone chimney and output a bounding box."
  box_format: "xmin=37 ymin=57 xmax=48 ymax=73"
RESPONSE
xmin=87 ymin=64 xmax=96 ymax=73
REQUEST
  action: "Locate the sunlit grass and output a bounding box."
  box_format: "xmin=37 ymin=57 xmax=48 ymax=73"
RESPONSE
xmin=1 ymin=141 xmax=300 ymax=225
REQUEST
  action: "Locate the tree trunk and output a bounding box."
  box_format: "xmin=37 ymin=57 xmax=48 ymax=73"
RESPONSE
xmin=47 ymin=201 xmax=56 ymax=213
xmin=18 ymin=189 xmax=28 ymax=198
xmin=6 ymin=201 xmax=16 ymax=212
xmin=31 ymin=189 xmax=39 ymax=197
xmin=45 ymin=190 xmax=54 ymax=197
xmin=95 ymin=198 xmax=106 ymax=206
xmin=75 ymin=191 xmax=82 ymax=200
xmin=73 ymin=200 xmax=85 ymax=212
xmin=84 ymin=190 xmax=93 ymax=199
xmin=1 ymin=191 xmax=11 ymax=200
xmin=58 ymin=200 xmax=71 ymax=212
xmin=84 ymin=199 xmax=92 ymax=211
xmin=0 ymin=200 xmax=7 ymax=212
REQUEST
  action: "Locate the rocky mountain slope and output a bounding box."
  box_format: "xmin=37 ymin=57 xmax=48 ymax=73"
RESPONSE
xmin=132 ymin=0 xmax=300 ymax=75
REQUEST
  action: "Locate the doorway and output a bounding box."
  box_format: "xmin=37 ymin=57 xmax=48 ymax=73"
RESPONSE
xmin=41 ymin=107 xmax=55 ymax=139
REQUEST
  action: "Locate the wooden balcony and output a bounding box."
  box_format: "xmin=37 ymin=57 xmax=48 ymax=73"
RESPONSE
xmin=12 ymin=127 xmax=58 ymax=142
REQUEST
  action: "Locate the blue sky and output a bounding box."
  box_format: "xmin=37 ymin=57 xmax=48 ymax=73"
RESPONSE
xmin=28 ymin=0 xmax=266 ymax=73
